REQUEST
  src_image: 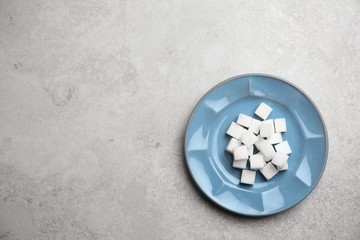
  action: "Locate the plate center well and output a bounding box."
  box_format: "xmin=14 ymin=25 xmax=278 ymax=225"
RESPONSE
xmin=208 ymin=97 xmax=304 ymax=191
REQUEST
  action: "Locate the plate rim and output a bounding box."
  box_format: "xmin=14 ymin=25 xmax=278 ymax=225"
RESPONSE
xmin=184 ymin=73 xmax=329 ymax=216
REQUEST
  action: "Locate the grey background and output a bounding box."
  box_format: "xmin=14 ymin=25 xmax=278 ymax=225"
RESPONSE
xmin=0 ymin=0 xmax=359 ymax=239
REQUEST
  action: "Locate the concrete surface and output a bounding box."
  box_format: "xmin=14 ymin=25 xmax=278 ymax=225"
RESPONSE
xmin=0 ymin=0 xmax=359 ymax=239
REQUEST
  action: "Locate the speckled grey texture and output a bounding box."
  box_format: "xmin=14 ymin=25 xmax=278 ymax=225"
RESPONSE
xmin=0 ymin=0 xmax=359 ymax=239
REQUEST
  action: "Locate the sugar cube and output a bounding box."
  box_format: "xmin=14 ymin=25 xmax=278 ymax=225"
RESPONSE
xmin=277 ymin=162 xmax=288 ymax=171
xmin=233 ymin=145 xmax=248 ymax=161
xmin=250 ymin=154 xmax=266 ymax=170
xmin=241 ymin=131 xmax=258 ymax=147
xmin=233 ymin=159 xmax=247 ymax=169
xmin=241 ymin=169 xmax=256 ymax=185
xmin=271 ymin=152 xmax=289 ymax=167
xmin=254 ymin=135 xmax=265 ymax=149
xmin=236 ymin=114 xmax=252 ymax=128
xmin=275 ymin=141 xmax=292 ymax=154
xmin=248 ymin=145 xmax=254 ymax=156
xmin=226 ymin=122 xmax=245 ymax=140
xmin=256 ymin=140 xmax=275 ymax=162
xmin=225 ymin=138 xmax=242 ymax=153
xmin=248 ymin=118 xmax=262 ymax=134
xmin=255 ymin=103 xmax=273 ymax=120
xmin=274 ymin=118 xmax=287 ymax=133
xmin=260 ymin=163 xmax=278 ymax=180
xmin=260 ymin=119 xmax=274 ymax=138
xmin=268 ymin=132 xmax=283 ymax=145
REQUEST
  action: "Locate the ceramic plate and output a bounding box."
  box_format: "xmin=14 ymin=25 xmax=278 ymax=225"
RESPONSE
xmin=184 ymin=74 xmax=328 ymax=216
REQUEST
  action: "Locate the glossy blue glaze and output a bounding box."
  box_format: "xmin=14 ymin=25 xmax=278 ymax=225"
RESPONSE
xmin=184 ymin=74 xmax=328 ymax=216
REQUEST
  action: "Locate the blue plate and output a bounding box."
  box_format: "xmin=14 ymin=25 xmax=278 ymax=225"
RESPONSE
xmin=184 ymin=74 xmax=328 ymax=216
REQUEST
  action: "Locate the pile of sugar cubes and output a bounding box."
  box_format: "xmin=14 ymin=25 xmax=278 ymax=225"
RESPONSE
xmin=225 ymin=103 xmax=292 ymax=185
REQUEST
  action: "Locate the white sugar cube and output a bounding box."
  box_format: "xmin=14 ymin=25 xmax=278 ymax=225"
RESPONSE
xmin=248 ymin=145 xmax=254 ymax=156
xmin=233 ymin=159 xmax=247 ymax=169
xmin=225 ymin=138 xmax=241 ymax=153
xmin=241 ymin=131 xmax=258 ymax=147
xmin=236 ymin=114 xmax=252 ymax=128
xmin=255 ymin=103 xmax=273 ymax=120
xmin=250 ymin=154 xmax=266 ymax=170
xmin=226 ymin=122 xmax=245 ymax=140
xmin=233 ymin=145 xmax=248 ymax=161
xmin=274 ymin=118 xmax=287 ymax=133
xmin=225 ymin=138 xmax=242 ymax=153
xmin=248 ymin=118 xmax=261 ymax=134
xmin=241 ymin=169 xmax=256 ymax=185
xmin=268 ymin=132 xmax=283 ymax=145
xmin=271 ymin=152 xmax=289 ymax=168
xmin=254 ymin=135 xmax=265 ymax=149
xmin=260 ymin=119 xmax=274 ymax=138
xmin=277 ymin=162 xmax=288 ymax=171
xmin=256 ymin=140 xmax=275 ymax=162
xmin=275 ymin=141 xmax=292 ymax=154
xmin=260 ymin=163 xmax=278 ymax=180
